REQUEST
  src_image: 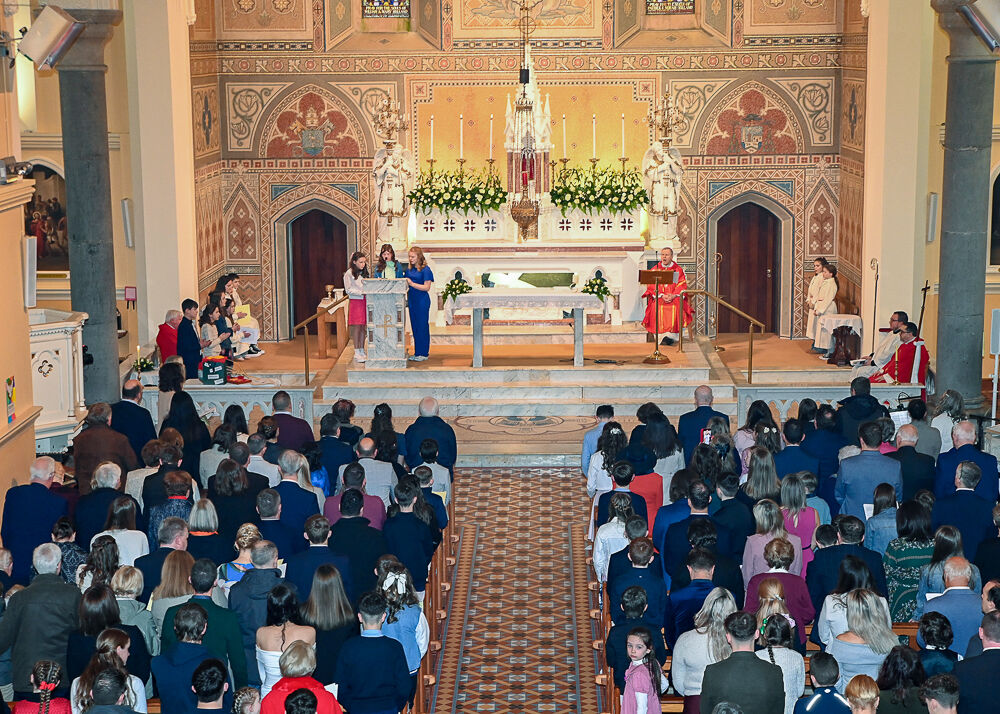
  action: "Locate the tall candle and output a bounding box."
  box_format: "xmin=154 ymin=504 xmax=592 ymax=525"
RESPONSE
xmin=592 ymin=114 xmax=596 ymax=159
xmin=562 ymin=114 xmax=567 ymax=160
xmin=430 ymin=115 xmax=434 ymax=160
xmin=459 ymin=114 xmax=464 ymax=160
xmin=489 ymin=113 xmax=494 ymax=160
xmin=620 ymin=113 xmax=625 ymax=155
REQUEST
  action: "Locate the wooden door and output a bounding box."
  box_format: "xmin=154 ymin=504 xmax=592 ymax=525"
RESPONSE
xmin=716 ymin=202 xmax=779 ymax=333
xmin=290 ymin=210 xmax=347 ymax=334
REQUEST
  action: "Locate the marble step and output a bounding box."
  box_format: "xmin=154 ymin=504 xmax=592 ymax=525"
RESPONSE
xmin=341 ymin=365 xmax=711 ymax=385
xmin=429 ymin=322 xmax=649 ymax=345
xmin=314 ymin=396 xmax=739 ymax=418
xmin=323 ymin=382 xmax=733 ymax=402
xmin=456 ymin=452 xmax=581 ymax=468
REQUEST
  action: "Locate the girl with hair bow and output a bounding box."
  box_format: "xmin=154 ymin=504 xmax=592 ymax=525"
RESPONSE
xmin=16 ymin=660 xmax=71 ymax=714
xmin=375 ymin=558 xmax=429 ymax=706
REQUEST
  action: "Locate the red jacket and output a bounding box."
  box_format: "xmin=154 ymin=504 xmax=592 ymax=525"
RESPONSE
xmin=261 ymin=676 xmax=344 ymax=714
xmin=156 ymin=322 xmax=178 ymax=360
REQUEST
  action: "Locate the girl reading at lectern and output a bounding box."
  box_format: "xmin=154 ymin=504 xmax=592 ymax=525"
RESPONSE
xmin=405 ymin=246 xmax=434 ymax=362
xmin=374 ymin=243 xmax=405 ymax=278
xmin=344 ymin=251 xmax=369 ymax=363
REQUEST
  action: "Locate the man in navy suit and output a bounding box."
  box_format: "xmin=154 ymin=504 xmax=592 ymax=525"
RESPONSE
xmin=806 ymin=516 xmax=886 ymax=612
xmin=801 ymin=405 xmax=849 ymax=511
xmin=923 ymin=557 xmax=984 ymax=652
xmin=952 ymin=611 xmax=1000 ymax=714
xmin=607 ymin=538 xmax=666 ymax=630
xmin=677 ymin=385 xmax=729 ymax=465
xmin=935 ymin=421 xmax=999 ymax=502
xmin=135 ymin=517 xmax=188 ymax=601
xmin=663 ymin=547 xmax=716 ymax=649
xmin=254 ymin=489 xmax=302 ymax=560
xmin=319 ymin=414 xmax=355 ymax=488
xmin=274 ymin=450 xmax=321 ymax=533
xmin=270 ymin=390 xmax=315 ymax=453
xmin=932 ymin=462 xmax=995 ymax=562
xmin=284 ymin=515 xmax=353 ymax=601
xmin=713 ymin=472 xmax=754 ymax=560
xmin=0 ymin=457 xmax=68 ymax=584
xmin=110 ymin=380 xmax=157 ymax=464
xmin=774 ymin=419 xmax=820 ymax=480
xmin=328 ymin=489 xmax=389 ymax=596
xmin=663 ymin=479 xmax=731 ymax=577
xmin=74 ymin=462 xmax=144 ymax=547
xmin=889 ymin=424 xmax=937 ymax=501
xmin=594 ymin=461 xmax=648 ymax=533
xmin=836 ymin=421 xmax=903 ymax=521
xmin=177 ymin=298 xmax=206 ymax=380
xmin=404 ymin=397 xmax=457 ymax=470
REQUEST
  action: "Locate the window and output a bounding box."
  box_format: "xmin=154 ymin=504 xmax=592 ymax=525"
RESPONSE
xmin=362 ymin=0 xmax=410 ymax=18
xmin=645 ymin=0 xmax=694 ymax=14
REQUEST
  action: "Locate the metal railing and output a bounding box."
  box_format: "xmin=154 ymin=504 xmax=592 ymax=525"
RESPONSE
xmin=293 ymin=296 xmax=349 ymax=384
xmin=677 ymin=289 xmax=765 ymax=384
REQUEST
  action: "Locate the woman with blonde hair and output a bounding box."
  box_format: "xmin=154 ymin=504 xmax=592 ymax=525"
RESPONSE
xmin=742 ymin=499 xmax=803 ymax=587
xmin=670 ymin=587 xmax=737 ymax=710
xmin=844 ymin=674 xmax=880 ymax=714
xmin=111 ymin=566 xmax=158 ymax=655
xmin=745 ymin=540 xmax=815 ymax=650
xmin=780 ymin=473 xmax=819 ymax=575
xmin=404 ymin=246 xmax=434 ymax=361
xmin=827 ymin=589 xmax=898 ymax=692
xmin=150 ymin=550 xmax=195 ymax=637
xmin=218 ymin=522 xmax=262 ymax=595
xmin=737 ymin=447 xmax=781 ymax=509
xmin=259 ymin=640 xmax=340 ymax=713
xmin=186 ymin=498 xmax=231 ymax=565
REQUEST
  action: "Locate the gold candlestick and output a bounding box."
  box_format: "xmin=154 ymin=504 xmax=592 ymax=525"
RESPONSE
xmin=456 ymin=158 xmax=467 ymax=173
xmin=427 ymin=158 xmax=437 ymax=174
xmin=589 ymin=157 xmax=599 ymax=171
xmin=486 ymin=158 xmax=496 ymax=174
xmin=559 ymin=157 xmax=569 ymax=173
xmin=619 ymin=156 xmax=629 ymax=172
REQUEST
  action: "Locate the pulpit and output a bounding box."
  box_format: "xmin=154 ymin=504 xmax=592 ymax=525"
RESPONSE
xmin=363 ymin=278 xmax=408 ymax=369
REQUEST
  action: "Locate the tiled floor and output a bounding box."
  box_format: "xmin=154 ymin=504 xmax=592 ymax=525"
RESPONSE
xmin=434 ymin=467 xmax=598 ymax=713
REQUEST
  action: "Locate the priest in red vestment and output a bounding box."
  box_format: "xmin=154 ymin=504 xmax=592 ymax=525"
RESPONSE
xmin=642 ymin=247 xmax=694 ymax=345
xmin=870 ymin=321 xmax=929 ymax=394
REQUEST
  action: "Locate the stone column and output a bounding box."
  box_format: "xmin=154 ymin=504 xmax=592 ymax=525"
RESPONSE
xmin=932 ymin=0 xmax=997 ymax=409
xmin=54 ymin=4 xmax=123 ymax=403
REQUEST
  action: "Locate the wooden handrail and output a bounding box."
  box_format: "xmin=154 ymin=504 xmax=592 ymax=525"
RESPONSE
xmin=677 ymin=289 xmax=763 ymax=385
xmin=295 ymin=296 xmax=349 ymax=384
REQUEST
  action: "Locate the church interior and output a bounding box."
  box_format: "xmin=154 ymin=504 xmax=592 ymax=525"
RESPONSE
xmin=0 ymin=0 xmax=999 ymax=711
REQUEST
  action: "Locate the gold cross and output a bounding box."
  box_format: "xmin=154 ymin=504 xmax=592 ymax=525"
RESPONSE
xmin=377 ymin=315 xmax=394 ymax=340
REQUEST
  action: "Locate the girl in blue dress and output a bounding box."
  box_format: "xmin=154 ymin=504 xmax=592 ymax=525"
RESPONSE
xmin=404 ymin=246 xmax=434 ymax=361
xmin=374 ymin=243 xmax=406 ymax=278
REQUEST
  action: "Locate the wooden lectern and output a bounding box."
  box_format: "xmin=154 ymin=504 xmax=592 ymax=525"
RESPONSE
xmin=639 ymin=269 xmax=676 ymax=365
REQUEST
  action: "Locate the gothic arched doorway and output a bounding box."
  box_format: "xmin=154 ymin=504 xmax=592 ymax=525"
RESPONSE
xmin=288 ymin=209 xmax=348 ymax=333
xmin=715 ymin=202 xmax=781 ymax=333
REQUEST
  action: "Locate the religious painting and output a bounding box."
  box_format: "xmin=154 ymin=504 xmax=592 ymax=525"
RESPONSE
xmin=362 ymin=0 xmax=410 ymax=18
xmin=454 ymin=0 xmax=599 ymax=40
xmin=264 ymin=89 xmax=364 ymax=158
xmin=701 ymin=86 xmax=802 ymax=156
xmin=645 ymin=0 xmax=694 ymax=15
xmin=24 ymin=166 xmax=69 ymax=273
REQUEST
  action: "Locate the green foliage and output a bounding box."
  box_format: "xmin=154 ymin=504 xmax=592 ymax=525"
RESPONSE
xmin=581 ymin=276 xmax=611 ymax=301
xmin=408 ymin=170 xmax=505 ymax=216
xmin=550 ymin=165 xmax=648 ymax=216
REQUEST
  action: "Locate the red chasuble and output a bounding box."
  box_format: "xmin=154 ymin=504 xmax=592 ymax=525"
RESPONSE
xmin=641 ymin=261 xmax=694 ymax=335
xmin=870 ymin=338 xmax=929 ymax=394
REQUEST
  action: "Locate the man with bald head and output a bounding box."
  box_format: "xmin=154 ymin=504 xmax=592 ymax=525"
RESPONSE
xmin=338 ymin=436 xmax=398 ymax=507
xmin=932 ymin=462 xmax=996 ymax=561
xmin=677 ymin=385 xmax=729 ymax=465
xmin=111 ymin=379 xmax=157 ymax=461
xmin=1 ymin=457 xmax=68 ymax=584
xmin=935 ymin=421 xmax=999 ymax=501
xmin=888 ymin=423 xmax=936 ymax=501
xmin=404 ymin=396 xmax=457 ymax=471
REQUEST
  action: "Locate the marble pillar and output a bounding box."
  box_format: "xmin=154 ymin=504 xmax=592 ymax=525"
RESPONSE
xmin=55 ymin=5 xmax=123 ymax=403
xmin=932 ymin=0 xmax=998 ymax=409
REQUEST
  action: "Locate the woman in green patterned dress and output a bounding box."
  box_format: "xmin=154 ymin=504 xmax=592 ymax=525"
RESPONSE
xmin=883 ymin=501 xmax=934 ymax=621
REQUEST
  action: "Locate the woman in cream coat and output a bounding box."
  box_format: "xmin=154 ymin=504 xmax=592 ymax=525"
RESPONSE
xmin=806 ymin=262 xmax=838 ymax=348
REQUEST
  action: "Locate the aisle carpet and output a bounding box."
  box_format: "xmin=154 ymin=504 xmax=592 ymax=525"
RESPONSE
xmin=434 ymin=467 xmax=598 ymax=712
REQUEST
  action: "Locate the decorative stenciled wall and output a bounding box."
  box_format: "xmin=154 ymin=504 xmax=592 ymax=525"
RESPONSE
xmin=189 ymin=0 xmax=857 ymax=340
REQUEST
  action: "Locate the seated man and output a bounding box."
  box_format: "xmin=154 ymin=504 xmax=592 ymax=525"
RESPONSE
xmin=935 ymin=421 xmax=1000 ymax=502
xmin=604 ymin=585 xmax=667 ymax=694
xmin=932 ymin=462 xmax=995 ymax=562
xmin=851 ymin=311 xmax=906 ymax=379
xmin=922 ymin=557 xmax=984 ymax=652
xmin=870 ymin=321 xmax=929 ymax=391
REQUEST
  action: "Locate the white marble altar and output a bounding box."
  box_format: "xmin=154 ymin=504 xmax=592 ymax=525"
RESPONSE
xmin=364 ymin=278 xmax=408 ymax=369
xmin=453 ymin=289 xmax=603 ymax=367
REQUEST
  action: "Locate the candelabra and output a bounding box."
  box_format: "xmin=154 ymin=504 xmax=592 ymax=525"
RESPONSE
xmin=647 ymin=90 xmax=683 ymax=147
xmin=373 ymin=96 xmax=407 ymax=148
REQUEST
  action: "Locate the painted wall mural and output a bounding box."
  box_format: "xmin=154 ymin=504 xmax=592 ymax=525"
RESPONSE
xmin=700 ymin=84 xmax=804 ymax=156
xmin=264 ymin=88 xmax=366 ymax=158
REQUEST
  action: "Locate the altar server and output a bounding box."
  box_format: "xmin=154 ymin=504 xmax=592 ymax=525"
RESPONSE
xmin=374 ymin=243 xmax=406 ymax=278
xmin=806 ymin=262 xmax=838 ymax=349
xmin=345 ymin=251 xmax=370 ymax=363
xmin=405 ymin=246 xmax=434 ymax=362
xmin=641 ymin=246 xmax=692 ymax=346
xmin=806 ymin=258 xmax=828 ymax=315
xmin=870 ymin=321 xmax=929 ymax=391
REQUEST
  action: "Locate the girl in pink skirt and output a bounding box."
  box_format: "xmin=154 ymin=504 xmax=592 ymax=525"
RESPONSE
xmin=344 ymin=251 xmax=369 ymax=363
xmin=623 ymin=627 xmax=664 ymax=714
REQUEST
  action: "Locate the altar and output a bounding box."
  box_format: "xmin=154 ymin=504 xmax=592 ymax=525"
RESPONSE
xmin=453 ymin=289 xmax=603 ymax=367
